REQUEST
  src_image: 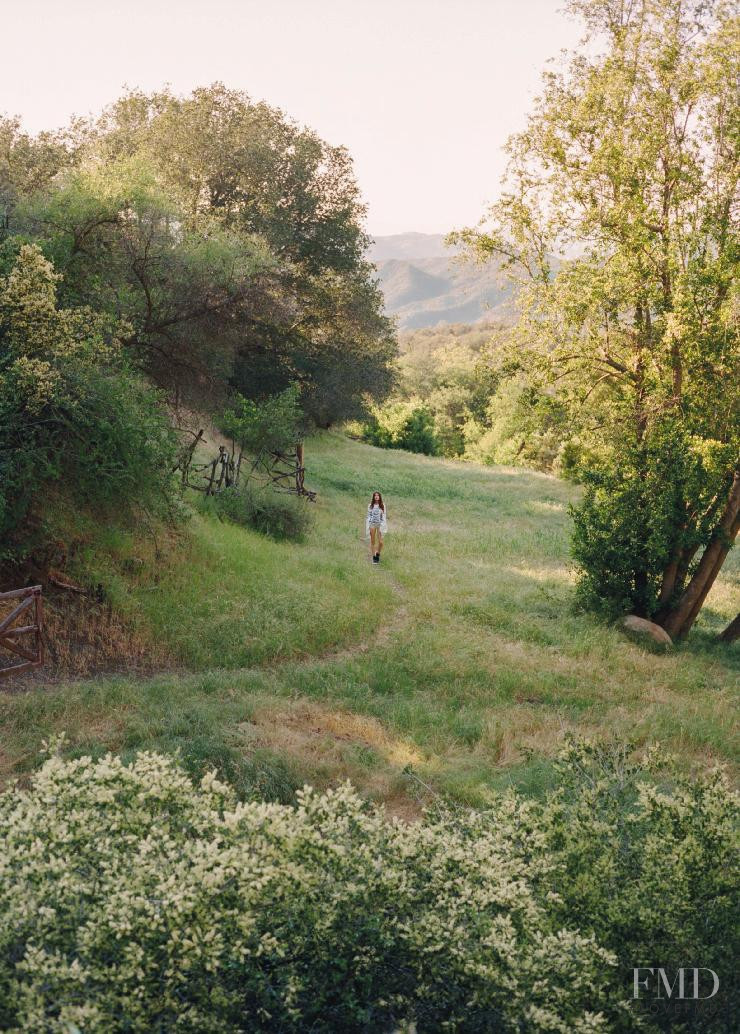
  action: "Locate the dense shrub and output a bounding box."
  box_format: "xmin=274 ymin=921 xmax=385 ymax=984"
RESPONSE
xmin=220 ymin=385 xmax=303 ymax=457
xmin=381 ymin=325 xmax=502 ymax=460
xmin=0 ymin=749 xmax=612 ymax=1033
xmin=0 ymin=740 xmax=735 ymax=1032
xmin=462 ymin=377 xmax=570 ymax=472
xmin=531 ymin=740 xmax=739 ymax=1033
xmin=372 ymin=326 xmax=575 ymax=468
xmin=0 ymin=245 xmax=178 ymax=565
xmin=362 ymin=402 xmax=441 ymax=456
xmin=570 ymin=426 xmax=737 ymax=619
xmin=209 ymin=482 xmax=313 ymax=541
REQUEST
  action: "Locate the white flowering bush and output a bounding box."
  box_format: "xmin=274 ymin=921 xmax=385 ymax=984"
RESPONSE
xmin=0 ymin=750 xmax=613 ymax=1033
xmin=0 ymin=741 xmax=735 ymax=1032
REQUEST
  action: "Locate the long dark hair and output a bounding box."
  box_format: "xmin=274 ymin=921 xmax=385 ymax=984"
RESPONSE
xmin=369 ymin=491 xmax=384 ymax=511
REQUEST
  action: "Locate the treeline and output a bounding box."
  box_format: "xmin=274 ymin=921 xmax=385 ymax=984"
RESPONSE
xmin=0 ymin=85 xmax=396 ymax=566
xmin=361 ymin=323 xmax=570 ymax=469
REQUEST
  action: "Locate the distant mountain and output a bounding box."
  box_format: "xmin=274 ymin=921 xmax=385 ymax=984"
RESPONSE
xmin=368 ymin=232 xmax=450 ymax=262
xmin=368 ymin=232 xmax=513 ymax=329
xmin=377 ymin=260 xmax=450 ymax=309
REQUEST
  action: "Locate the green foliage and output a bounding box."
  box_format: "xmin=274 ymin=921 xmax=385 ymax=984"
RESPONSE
xmin=0 ymin=748 xmax=604 ymax=1033
xmin=396 ymin=323 xmax=496 ymax=399
xmin=220 ymin=385 xmax=302 ymax=456
xmin=538 ymin=739 xmax=739 ymax=1033
xmin=0 ymin=245 xmax=177 ymax=564
xmin=382 ymin=324 xmax=501 ymax=460
xmin=0 ymin=116 xmax=71 ymax=234
xmin=0 ymin=741 xmax=735 ymax=1032
xmin=362 ymin=401 xmax=441 ymax=456
xmin=208 ymin=482 xmax=313 ymax=541
xmin=464 ymin=375 xmax=570 ymax=471
xmin=455 ymin=0 xmax=739 ymax=633
xmin=3 ymin=86 xmax=397 ymax=426
xmin=572 ymin=424 xmax=738 ymax=618
xmin=15 ymin=154 xmax=276 ymax=400
xmin=369 ymin=322 xmax=574 ymax=471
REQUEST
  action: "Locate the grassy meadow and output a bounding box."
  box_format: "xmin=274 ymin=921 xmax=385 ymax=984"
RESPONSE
xmin=1 ymin=432 xmax=737 ymax=813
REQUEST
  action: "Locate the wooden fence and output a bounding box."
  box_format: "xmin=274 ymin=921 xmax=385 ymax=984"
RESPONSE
xmin=0 ymin=585 xmax=44 ymax=679
xmin=174 ymin=432 xmax=316 ymax=501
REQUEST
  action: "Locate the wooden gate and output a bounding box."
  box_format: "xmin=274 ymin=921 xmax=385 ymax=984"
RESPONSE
xmin=0 ymin=585 xmax=44 ymax=679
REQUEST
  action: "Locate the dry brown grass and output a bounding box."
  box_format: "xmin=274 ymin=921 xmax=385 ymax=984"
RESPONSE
xmin=0 ymin=590 xmax=173 ymax=687
xmin=230 ymin=698 xmax=429 ymax=819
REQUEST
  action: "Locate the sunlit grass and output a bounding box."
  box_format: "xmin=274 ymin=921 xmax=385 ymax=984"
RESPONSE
xmin=1 ymin=431 xmax=737 ymax=808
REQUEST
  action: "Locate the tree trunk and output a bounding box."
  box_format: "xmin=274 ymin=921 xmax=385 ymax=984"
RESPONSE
xmin=655 ymin=540 xmax=700 ymax=624
xmin=675 ymin=544 xmax=731 ymax=639
xmin=719 ymin=613 xmax=740 ymax=644
xmin=631 ymin=311 xmax=651 ymax=616
xmin=661 ymin=470 xmax=740 ymax=640
xmin=656 ymin=555 xmax=680 ymax=612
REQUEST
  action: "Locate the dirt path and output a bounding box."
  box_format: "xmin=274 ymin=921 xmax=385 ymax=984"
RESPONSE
xmin=226 ymin=553 xmax=422 ymax=820
xmin=310 ymin=560 xmax=409 ymax=666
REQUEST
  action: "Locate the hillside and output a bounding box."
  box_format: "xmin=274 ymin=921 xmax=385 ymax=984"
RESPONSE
xmin=369 ymin=232 xmax=514 ymax=328
xmin=2 ymin=434 xmax=737 ymax=811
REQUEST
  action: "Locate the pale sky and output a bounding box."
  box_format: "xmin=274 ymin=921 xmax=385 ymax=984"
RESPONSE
xmin=1 ymin=0 xmax=583 ymax=236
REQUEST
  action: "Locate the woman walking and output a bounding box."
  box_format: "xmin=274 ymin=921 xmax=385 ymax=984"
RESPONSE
xmin=365 ymin=491 xmax=387 ymax=564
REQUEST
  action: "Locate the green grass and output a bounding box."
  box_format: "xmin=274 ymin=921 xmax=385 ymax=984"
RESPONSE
xmin=1 ymin=432 xmax=737 ymax=812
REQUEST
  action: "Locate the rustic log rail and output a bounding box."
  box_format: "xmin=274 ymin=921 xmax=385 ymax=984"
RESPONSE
xmin=175 ymin=430 xmax=316 ymax=501
xmin=0 ymin=585 xmax=44 ymax=679
xmin=266 ymin=444 xmax=317 ymax=501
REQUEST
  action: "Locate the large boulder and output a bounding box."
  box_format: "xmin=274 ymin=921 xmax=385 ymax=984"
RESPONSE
xmin=620 ymin=614 xmax=673 ymax=649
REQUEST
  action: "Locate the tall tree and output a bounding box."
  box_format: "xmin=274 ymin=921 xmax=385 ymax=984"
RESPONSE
xmin=457 ymin=0 xmax=739 ymax=638
xmin=16 ymin=157 xmax=276 ymax=403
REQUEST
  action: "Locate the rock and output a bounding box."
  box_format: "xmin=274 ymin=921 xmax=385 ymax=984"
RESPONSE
xmin=620 ymin=615 xmax=673 ymax=649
